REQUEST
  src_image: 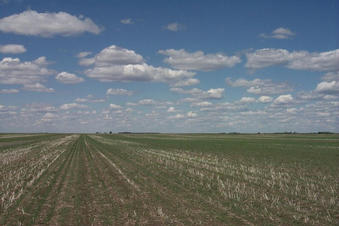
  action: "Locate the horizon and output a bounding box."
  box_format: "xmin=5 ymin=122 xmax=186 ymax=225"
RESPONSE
xmin=0 ymin=0 xmax=338 ymax=133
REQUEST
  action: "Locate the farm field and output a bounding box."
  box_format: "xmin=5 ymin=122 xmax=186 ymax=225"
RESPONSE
xmin=0 ymin=133 xmax=338 ymax=225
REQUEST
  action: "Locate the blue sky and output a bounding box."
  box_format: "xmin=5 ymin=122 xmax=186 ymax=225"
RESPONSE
xmin=0 ymin=0 xmax=338 ymax=133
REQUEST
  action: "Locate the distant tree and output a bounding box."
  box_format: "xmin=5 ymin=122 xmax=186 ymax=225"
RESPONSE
xmin=109 ymin=131 xmax=112 ymax=134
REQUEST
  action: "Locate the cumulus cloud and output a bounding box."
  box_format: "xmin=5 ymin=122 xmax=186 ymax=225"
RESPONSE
xmin=75 ymin=95 xmax=104 ymax=103
xmin=0 ymin=57 xmax=54 ymax=86
xmin=138 ymin=99 xmax=156 ymax=105
xmin=169 ymin=113 xmax=185 ymax=119
xmin=245 ymin=49 xmax=293 ymax=70
xmin=0 ymin=44 xmax=26 ymax=54
xmin=258 ymin=96 xmax=273 ymax=103
xmin=239 ymin=97 xmax=256 ymax=103
xmin=60 ymin=103 xmax=88 ymax=110
xmin=85 ymin=63 xmax=194 ymax=83
xmin=260 ymin=27 xmax=295 ymax=39
xmin=159 ymin=49 xmax=241 ymax=71
xmin=322 ymin=72 xmax=339 ymax=82
xmin=21 ymin=103 xmax=56 ymax=113
xmin=191 ymin=101 xmax=213 ymax=107
xmin=106 ymin=88 xmax=133 ymax=96
xmin=41 ymin=112 xmax=57 ymax=122
xmin=109 ymin=103 xmax=122 ymax=109
xmin=273 ymin=94 xmax=294 ymax=104
xmin=82 ymin=45 xmax=196 ymax=85
xmin=120 ymin=18 xmax=133 ymax=24
xmin=78 ymin=57 xmax=95 ymax=66
xmin=226 ymin=77 xmax=292 ymax=95
xmin=172 ymin=78 xmax=200 ymax=87
xmin=164 ymin=22 xmax=183 ymax=32
xmin=126 ymin=98 xmax=163 ymax=107
xmin=246 ymin=48 xmax=339 ymax=72
xmin=171 ymin=87 xmax=224 ymax=99
xmin=23 ymin=83 xmax=54 ymax=93
xmin=288 ymin=49 xmax=339 ymax=71
xmin=167 ymin=107 xmax=176 ymax=112
xmin=187 ymin=111 xmax=197 ymax=118
xmin=0 ymin=88 xmax=19 ymax=94
xmin=82 ymin=45 xmax=143 ymax=66
xmin=77 ymin=51 xmax=92 ymax=58
xmin=56 ymin=72 xmax=84 ymax=84
xmin=315 ymin=81 xmax=339 ymax=94
xmin=0 ymin=10 xmax=101 ymax=37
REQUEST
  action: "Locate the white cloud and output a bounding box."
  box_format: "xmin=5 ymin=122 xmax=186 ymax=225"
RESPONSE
xmin=0 ymin=88 xmax=19 ymax=94
xmin=164 ymin=22 xmax=183 ymax=32
xmin=120 ymin=18 xmax=133 ymax=24
xmin=138 ymin=99 xmax=156 ymax=105
xmin=246 ymin=48 xmax=339 ymax=72
xmin=288 ymin=49 xmax=339 ymax=71
xmin=75 ymin=95 xmax=104 ymax=103
xmin=41 ymin=112 xmax=57 ymax=122
xmin=56 ymin=72 xmax=84 ymax=84
xmin=106 ymin=88 xmax=133 ymax=96
xmin=60 ymin=103 xmax=88 ymax=110
xmin=191 ymin=101 xmax=212 ymax=107
xmin=323 ymin=95 xmax=337 ymax=100
xmin=240 ymin=110 xmax=267 ymax=116
xmin=21 ymin=103 xmax=56 ymax=113
xmin=273 ymin=94 xmax=294 ymax=104
xmin=315 ymin=81 xmax=339 ymax=94
xmin=260 ymin=27 xmax=295 ymax=39
xmin=77 ymin=51 xmax=92 ymax=58
xmin=86 ymin=63 xmax=194 ymax=83
xmin=207 ymin=88 xmax=224 ymax=99
xmin=258 ymin=96 xmax=273 ymax=103
xmin=0 ymin=10 xmax=101 ymax=37
xmin=23 ymin=83 xmax=54 ymax=93
xmin=79 ymin=57 xmax=95 ymax=66
xmin=0 ymin=44 xmax=26 ymax=54
xmin=172 ymin=78 xmax=200 ymax=87
xmin=169 ymin=113 xmax=185 ymax=119
xmin=286 ymin=108 xmax=298 ymax=114
xmin=226 ymin=78 xmax=292 ymax=95
xmin=170 ymin=87 xmax=224 ymax=99
xmin=246 ymin=49 xmax=292 ymax=70
xmin=322 ymin=72 xmax=339 ymax=82
xmin=239 ymin=97 xmax=256 ymax=103
xmin=167 ymin=107 xmax=176 ymax=112
xmin=0 ymin=57 xmax=54 ymax=86
xmin=109 ymin=103 xmax=122 ymax=109
xmin=159 ymin=49 xmax=241 ymax=71
xmin=81 ymin=45 xmax=143 ymax=66
xmin=187 ymin=111 xmax=197 ymax=118
xmin=82 ymin=45 xmax=195 ymax=84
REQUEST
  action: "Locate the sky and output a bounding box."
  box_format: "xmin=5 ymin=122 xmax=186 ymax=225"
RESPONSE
xmin=0 ymin=0 xmax=338 ymax=133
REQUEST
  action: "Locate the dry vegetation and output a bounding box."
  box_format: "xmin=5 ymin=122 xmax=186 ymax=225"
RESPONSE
xmin=0 ymin=133 xmax=338 ymax=225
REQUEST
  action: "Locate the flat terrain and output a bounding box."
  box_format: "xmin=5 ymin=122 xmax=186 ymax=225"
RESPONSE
xmin=0 ymin=133 xmax=338 ymax=225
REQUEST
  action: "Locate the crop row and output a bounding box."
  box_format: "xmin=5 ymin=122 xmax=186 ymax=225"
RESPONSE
xmin=90 ymin=135 xmax=338 ymax=225
xmin=0 ymin=135 xmax=77 ymax=214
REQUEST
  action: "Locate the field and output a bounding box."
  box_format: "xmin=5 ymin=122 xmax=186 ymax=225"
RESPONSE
xmin=0 ymin=133 xmax=338 ymax=225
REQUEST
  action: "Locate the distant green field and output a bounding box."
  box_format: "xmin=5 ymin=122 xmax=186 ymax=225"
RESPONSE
xmin=1 ymin=133 xmax=338 ymax=225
